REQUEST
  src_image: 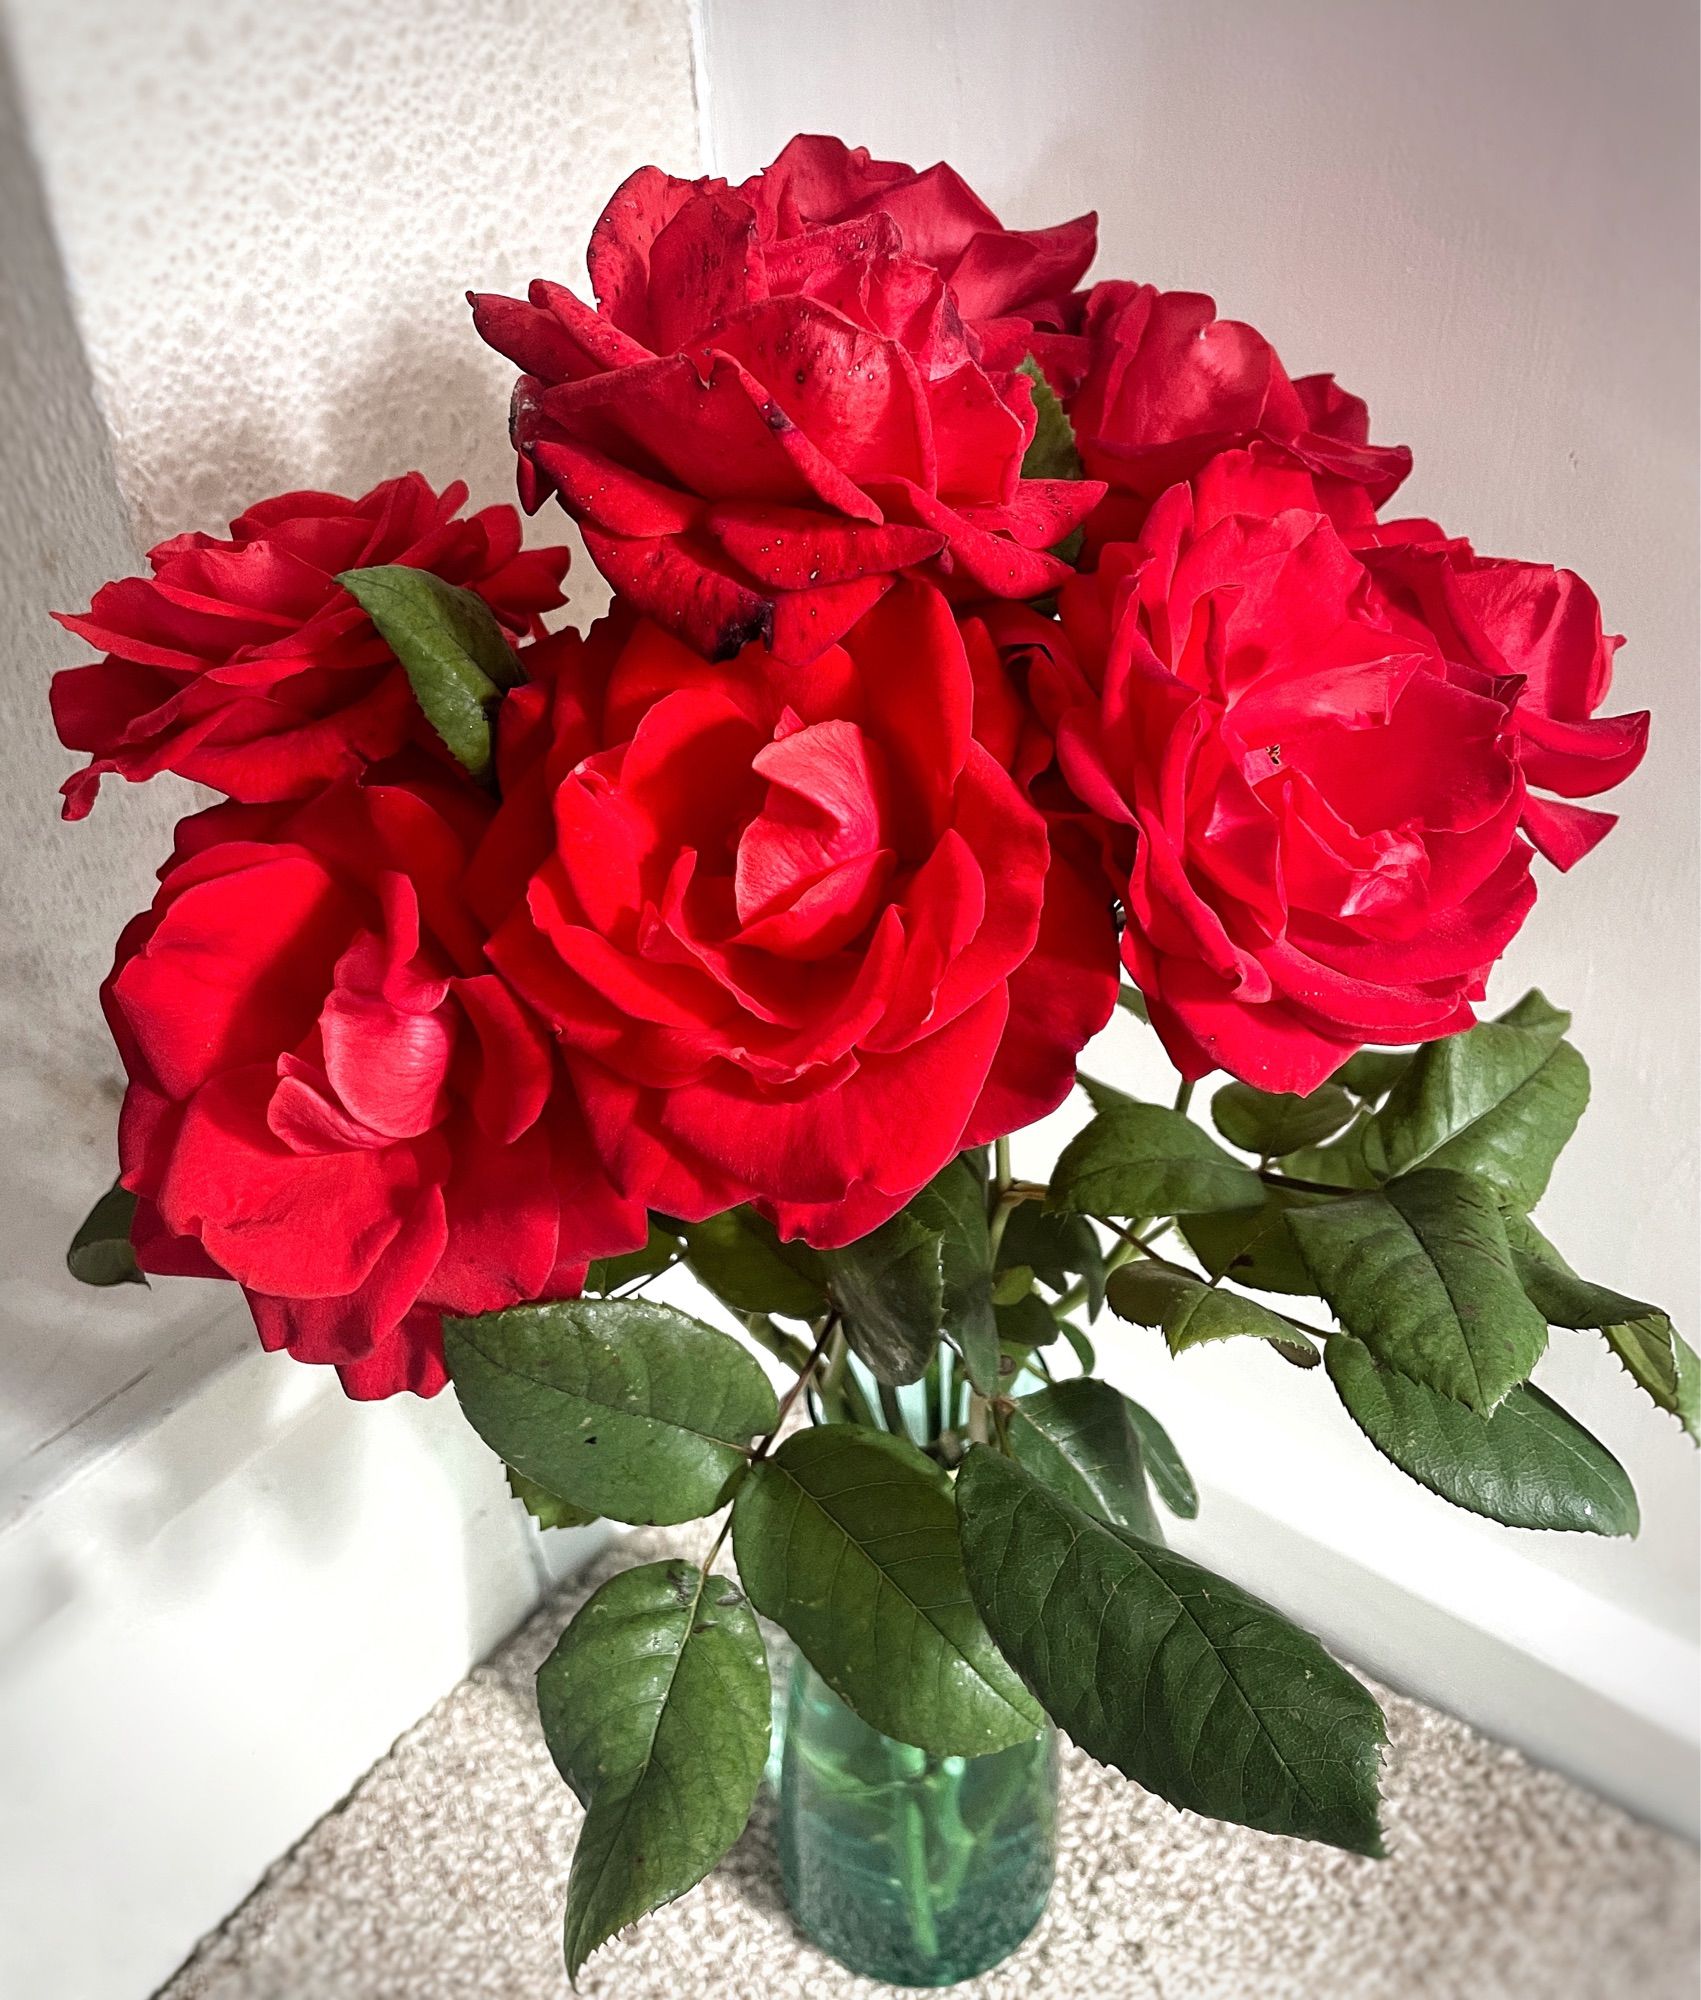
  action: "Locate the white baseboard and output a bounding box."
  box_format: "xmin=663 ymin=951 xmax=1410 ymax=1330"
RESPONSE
xmin=0 ymin=1328 xmax=607 ymax=2000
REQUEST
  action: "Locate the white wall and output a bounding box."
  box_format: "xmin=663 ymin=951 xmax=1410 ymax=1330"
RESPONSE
xmin=701 ymin=0 xmax=1700 ymax=1813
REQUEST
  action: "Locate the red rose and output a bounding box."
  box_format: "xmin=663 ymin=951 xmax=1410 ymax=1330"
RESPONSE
xmin=472 ymin=580 xmax=1119 ymax=1244
xmin=740 ymin=135 xmax=1096 ymax=368
xmin=469 ymin=140 xmax=1104 ymax=667
xmin=51 ymin=474 xmax=569 ymax=819
xmin=104 ymin=774 xmax=643 ymax=1397
xmin=1352 ymin=519 xmax=1648 ymax=868
xmin=1033 ymin=451 xmax=1555 ymax=1092
xmin=1065 ymin=282 xmax=1411 ymax=552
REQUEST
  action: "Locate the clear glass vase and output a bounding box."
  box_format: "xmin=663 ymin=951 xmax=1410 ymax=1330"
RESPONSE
xmin=778 ymin=1654 xmax=1058 ymax=1987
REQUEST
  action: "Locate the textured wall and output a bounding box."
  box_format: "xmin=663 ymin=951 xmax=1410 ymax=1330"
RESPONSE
xmin=7 ymin=0 xmax=702 ymax=544
xmin=0 ymin=0 xmax=702 ymax=1494
xmin=701 ymin=0 xmax=1700 ymax=1745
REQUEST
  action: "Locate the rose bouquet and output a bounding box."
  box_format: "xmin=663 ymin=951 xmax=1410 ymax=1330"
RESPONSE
xmin=55 ymin=136 xmax=1688 ymax=1987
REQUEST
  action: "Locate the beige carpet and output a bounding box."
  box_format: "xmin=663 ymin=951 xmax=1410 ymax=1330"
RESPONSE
xmin=161 ymin=1527 xmax=1699 ymax=2000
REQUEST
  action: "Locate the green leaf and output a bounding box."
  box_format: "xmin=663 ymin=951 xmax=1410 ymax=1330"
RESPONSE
xmin=732 ymin=1425 xmax=1041 ymax=1755
xmin=1119 ymin=1399 xmax=1198 ymax=1516
xmin=1056 ymin=1317 xmax=1097 ymax=1376
xmin=992 ymin=1263 xmax=1036 ymax=1306
xmin=737 ymin=1311 xmax=817 ymax=1375
xmin=1502 ymin=1218 xmax=1697 ymax=1444
xmin=995 ymin=1291 xmax=1060 ymax=1373
xmin=1331 ymin=1049 xmax=1411 ymax=1103
xmin=1107 ymin=1260 xmax=1318 ymax=1364
xmin=443 ymin=1299 xmax=777 ymax=1525
xmin=66 ymin=1180 xmax=145 ymax=1287
xmin=681 ymin=1207 xmax=826 ymax=1319
xmin=1115 ymin=985 xmax=1150 ymax=1023
xmin=1078 ymin=1071 xmax=1138 ymax=1115
xmin=823 ymin=1211 xmax=945 ymax=1385
xmin=1049 ymin=1104 xmax=1263 ymax=1220
xmin=1602 ymin=1319 xmax=1701 ymax=1446
xmin=1008 ymin=1377 xmax=1159 ymax=1537
xmin=1502 ymin=1214 xmax=1655 ymax=1328
xmin=337 ymin=564 xmax=520 ymax=780
xmin=1287 ymin=1169 xmax=1548 ymax=1412
xmin=1017 ymin=356 xmax=1083 ymax=483
xmin=506 ymin=1467 xmax=598 ymax=1532
xmin=1180 ymin=1185 xmax=1327 ymax=1296
xmin=1364 ymin=992 xmax=1589 ymax=1209
xmin=1276 ymin=1112 xmax=1380 ymax=1190
xmin=907 ymin=1157 xmax=999 ymax=1392
xmin=537 ymin=1560 xmax=768 ymax=1983
xmin=956 ymin=1448 xmax=1385 ymax=1852
xmin=998 ymin=1204 xmax=1107 ymax=1319
xmin=1326 ymin=1334 xmax=1638 ymax=1535
xmin=583 ymin=1217 xmax=682 ymax=1296
xmin=1211 ymin=1081 xmax=1355 ymax=1157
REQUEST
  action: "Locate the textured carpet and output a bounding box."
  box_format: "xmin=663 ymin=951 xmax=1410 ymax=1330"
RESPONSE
xmin=160 ymin=1527 xmax=1699 ymax=2000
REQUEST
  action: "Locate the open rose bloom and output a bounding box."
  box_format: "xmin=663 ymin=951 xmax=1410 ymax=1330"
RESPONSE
xmin=51 ymin=132 xmax=1684 ymax=1984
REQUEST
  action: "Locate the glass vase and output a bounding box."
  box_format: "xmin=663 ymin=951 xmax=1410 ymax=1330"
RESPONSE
xmin=778 ymin=1654 xmax=1058 ymax=1987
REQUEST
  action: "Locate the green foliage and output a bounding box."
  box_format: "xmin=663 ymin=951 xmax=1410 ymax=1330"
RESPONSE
xmin=998 ymin=1204 xmax=1107 ymax=1319
xmin=1325 ymin=1335 xmax=1639 ymax=1535
xmin=424 ymin=963 xmax=1666 ymax=1957
xmin=337 ymin=565 xmax=519 ymax=780
xmin=1180 ymin=1184 xmax=1327 ymax=1295
xmin=1078 ymin=1071 xmax=1137 ymax=1114
xmin=1504 ymin=1214 xmax=1653 ymax=1328
xmin=1331 ymin=1049 xmax=1412 ymax=1103
xmin=1006 ymin=1377 xmax=1159 ymax=1537
xmin=1272 ymin=1113 xmax=1381 ymax=1189
xmin=995 ymin=1290 xmax=1062 ymax=1370
xmin=1049 ymin=1102 xmax=1262 ymax=1220
xmin=1602 ymin=1318 xmax=1701 ymax=1446
xmin=1211 ymin=1080 xmax=1355 ymax=1157
xmin=1122 ymin=1398 xmax=1199 ymax=1517
xmin=823 ymin=1210 xmax=945 ymax=1385
xmin=443 ymin=1298 xmax=776 ymax=1524
xmin=1017 ymin=357 xmax=1084 ymax=484
xmin=506 ymin=1467 xmax=598 ymax=1532
xmin=732 ymin=1425 xmax=1041 ymax=1756
xmin=955 ymin=1448 xmax=1385 ymax=1853
xmin=1504 ymin=1216 xmax=1696 ymax=1444
xmin=66 ymin=1180 xmax=145 ymax=1287
xmin=1107 ymin=1259 xmax=1318 ymax=1365
xmin=1286 ymin=1169 xmax=1547 ymax=1412
xmin=1364 ymin=992 xmax=1588 ymax=1209
xmin=537 ymin=1561 xmax=768 ymax=1983
xmin=583 ymin=1217 xmax=682 ymax=1296
xmin=907 ymin=1157 xmax=1000 ymax=1392
xmin=681 ymin=1207 xmax=826 ymax=1319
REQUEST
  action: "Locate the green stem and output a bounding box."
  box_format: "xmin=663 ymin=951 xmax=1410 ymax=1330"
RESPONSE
xmin=966 ymin=1389 xmax=991 ymax=1445
xmin=896 ymin=1787 xmax=942 ymax=1959
xmin=878 ymin=1378 xmax=911 ymax=1441
xmin=1173 ymin=1077 xmax=1195 ymax=1115
xmin=924 ymin=1765 xmax=979 ymax=1916
xmin=1260 ymin=1168 xmax=1350 ymax=1197
xmin=705 ymin=1316 xmax=837 ymax=1569
xmin=987 ymin=1137 xmax=1017 ymax=1265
